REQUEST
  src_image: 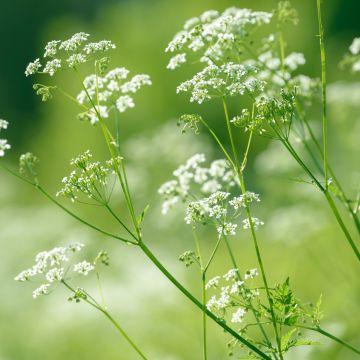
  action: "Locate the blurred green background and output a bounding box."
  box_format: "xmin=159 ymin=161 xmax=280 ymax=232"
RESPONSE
xmin=0 ymin=0 xmax=359 ymax=359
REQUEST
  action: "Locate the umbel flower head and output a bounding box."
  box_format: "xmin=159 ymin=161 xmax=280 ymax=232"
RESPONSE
xmin=0 ymin=119 xmax=10 ymax=157
xmin=14 ymin=243 xmax=94 ymax=299
xmin=25 ymin=32 xmax=116 ymax=77
xmin=76 ymin=68 xmax=151 ymax=124
xmin=166 ymin=4 xmax=320 ymax=106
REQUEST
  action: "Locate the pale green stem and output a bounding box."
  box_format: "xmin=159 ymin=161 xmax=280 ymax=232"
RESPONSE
xmin=295 ymin=324 xmax=360 ymax=356
xmin=62 ymin=281 xmax=148 ymax=359
xmin=222 ymin=98 xmax=284 ymax=360
xmin=0 ymin=164 xmax=135 ymax=244
xmin=316 ymin=0 xmax=329 ymax=189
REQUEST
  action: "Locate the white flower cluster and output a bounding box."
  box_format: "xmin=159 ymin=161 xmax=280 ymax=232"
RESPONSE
xmin=342 ymin=37 xmax=360 ymax=73
xmin=167 ymin=6 xmax=320 ymax=106
xmin=0 ymin=119 xmax=10 ymax=157
xmin=166 ymin=7 xmax=272 ymax=66
xmin=76 ymin=68 xmax=151 ymax=124
xmin=25 ymin=32 xmax=116 ymax=77
xmin=206 ymin=267 xmax=260 ymax=323
xmin=158 ymin=154 xmax=237 ymax=214
xmin=242 ymin=217 xmax=264 ymax=230
xmin=176 ymin=63 xmax=263 ymax=104
xmin=14 ymin=243 xmax=94 ymax=299
xmin=57 ymin=150 xmax=114 ymax=204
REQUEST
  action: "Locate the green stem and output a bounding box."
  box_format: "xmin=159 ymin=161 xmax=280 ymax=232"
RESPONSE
xmin=0 ymin=164 xmax=134 ymax=245
xmin=101 ymin=310 xmax=149 ymax=360
xmin=62 ymin=281 xmax=148 ymax=359
xmin=324 ymin=191 xmax=360 ymax=261
xmin=296 ymin=324 xmax=360 ymax=355
xmin=222 ymin=99 xmax=283 ymax=359
xmin=201 ymin=272 xmax=208 ymax=360
xmin=223 ymin=236 xmax=275 ymax=356
xmin=316 ymin=0 xmax=329 ymax=189
xmin=138 ymin=241 xmax=271 ymax=360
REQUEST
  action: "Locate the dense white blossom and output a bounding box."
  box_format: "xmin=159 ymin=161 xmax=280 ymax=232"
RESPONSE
xmin=77 ymin=68 xmax=151 ymax=124
xmin=231 ymin=307 xmax=246 ymax=323
xmin=74 ymin=261 xmax=94 ymax=276
xmin=15 ymin=243 xmax=94 ymax=299
xmin=167 ymin=53 xmax=187 ymax=70
xmin=0 ymin=139 xmax=10 ymax=157
xmin=242 ymin=217 xmax=264 ymax=230
xmin=25 ymin=58 xmax=41 ymax=76
xmin=350 ymin=38 xmax=360 ymax=55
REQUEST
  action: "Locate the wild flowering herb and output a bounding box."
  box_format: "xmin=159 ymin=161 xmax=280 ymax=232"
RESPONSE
xmin=0 ymin=119 xmax=10 ymax=157
xmin=6 ymin=2 xmax=360 ymax=359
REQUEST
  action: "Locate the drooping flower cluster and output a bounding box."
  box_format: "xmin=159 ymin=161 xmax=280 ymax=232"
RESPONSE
xmin=158 ymin=154 xmax=237 ymax=214
xmin=14 ymin=243 xmax=94 ymax=299
xmin=206 ymin=267 xmax=260 ymax=322
xmin=56 ymin=150 xmax=116 ymax=204
xmin=25 ymin=32 xmax=116 ymax=77
xmin=76 ymin=68 xmax=151 ymax=124
xmin=341 ymin=37 xmax=360 ymax=73
xmin=0 ymin=119 xmax=10 ymax=157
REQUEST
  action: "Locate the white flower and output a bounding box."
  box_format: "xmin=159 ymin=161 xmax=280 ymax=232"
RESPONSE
xmin=231 ymin=308 xmax=246 ymax=323
xmin=44 ymin=40 xmax=61 ymax=57
xmin=45 ymin=268 xmax=64 ymax=283
xmin=217 ymin=222 xmax=237 ymax=237
xmin=116 ymin=95 xmax=135 ymax=113
xmin=223 ymin=268 xmax=238 ymax=281
xmin=284 ymin=52 xmax=306 ymax=71
xmin=84 ymin=40 xmax=116 ymax=54
xmin=352 ymin=60 xmax=360 ymax=73
xmin=43 ymin=59 xmax=62 ymax=76
xmin=121 ymin=74 xmax=152 ymax=93
xmin=88 ymin=105 xmax=109 ymax=124
xmin=205 ymin=276 xmax=221 ymax=290
xmin=74 ymin=261 xmax=94 ymax=276
xmin=242 ymin=217 xmax=264 ymax=230
xmin=350 ymin=38 xmax=360 ymax=55
xmin=32 ymin=284 xmax=50 ymax=299
xmin=67 ymin=54 xmax=87 ymax=68
xmin=25 ymin=58 xmax=41 ymax=76
xmin=0 ymin=119 xmax=9 ymax=130
xmin=244 ymin=268 xmax=259 ymax=280
xmin=59 ymin=32 xmax=90 ymax=51
xmin=167 ymin=53 xmax=187 ymax=70
xmin=0 ymin=139 xmax=11 ymax=157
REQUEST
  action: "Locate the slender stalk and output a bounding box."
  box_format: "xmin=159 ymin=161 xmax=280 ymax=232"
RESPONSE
xmin=223 ymin=236 xmax=275 ymax=356
xmin=296 ymin=103 xmax=360 ymax=234
xmin=316 ymin=0 xmax=329 ymax=189
xmin=295 ymin=324 xmax=360 ymax=355
xmin=222 ymin=99 xmax=284 ymax=359
xmin=138 ymin=241 xmax=271 ymax=360
xmin=201 ymin=272 xmax=208 ymax=360
xmin=0 ymin=164 xmax=134 ymax=245
xmin=62 ymin=281 xmax=148 ymax=359
xmin=101 ymin=310 xmax=149 ymax=360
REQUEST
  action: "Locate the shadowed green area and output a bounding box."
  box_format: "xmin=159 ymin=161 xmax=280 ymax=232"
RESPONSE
xmin=0 ymin=1 xmax=359 ymax=359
